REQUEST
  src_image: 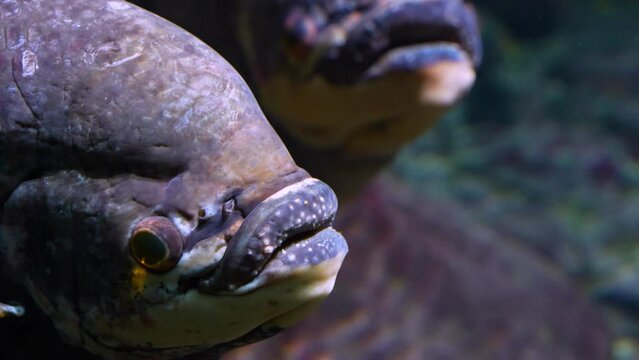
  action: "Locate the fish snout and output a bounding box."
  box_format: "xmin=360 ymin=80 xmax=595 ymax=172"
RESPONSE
xmin=198 ymin=178 xmax=344 ymax=293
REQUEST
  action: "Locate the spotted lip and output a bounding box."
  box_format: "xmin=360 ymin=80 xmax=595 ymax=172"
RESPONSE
xmin=198 ymin=178 xmax=339 ymax=293
xmin=314 ymin=0 xmax=481 ymax=83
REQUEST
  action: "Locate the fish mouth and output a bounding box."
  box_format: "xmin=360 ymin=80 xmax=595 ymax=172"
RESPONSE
xmin=313 ymin=0 xmax=481 ymax=83
xmin=197 ymin=178 xmax=343 ymax=293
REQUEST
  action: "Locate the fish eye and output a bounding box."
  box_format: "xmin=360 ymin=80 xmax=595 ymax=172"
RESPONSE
xmin=129 ymin=216 xmax=183 ymax=272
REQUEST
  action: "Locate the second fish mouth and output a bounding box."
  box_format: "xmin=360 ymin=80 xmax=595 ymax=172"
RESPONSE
xmin=313 ymin=0 xmax=481 ymax=84
xmin=197 ymin=178 xmax=340 ymax=293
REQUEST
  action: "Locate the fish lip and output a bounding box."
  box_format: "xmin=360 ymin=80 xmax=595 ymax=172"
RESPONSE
xmin=312 ymin=0 xmax=482 ymax=84
xmin=361 ymin=42 xmax=472 ymax=81
xmin=197 ymin=178 xmax=339 ymax=293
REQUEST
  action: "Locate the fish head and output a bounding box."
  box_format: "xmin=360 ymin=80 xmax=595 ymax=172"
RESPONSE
xmin=0 ymin=0 xmax=346 ymax=358
xmin=239 ymin=0 xmax=482 ymax=155
xmin=2 ymin=173 xmax=346 ymax=359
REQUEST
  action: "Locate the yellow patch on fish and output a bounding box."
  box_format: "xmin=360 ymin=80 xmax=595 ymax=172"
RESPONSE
xmin=131 ymin=265 xmax=148 ymax=294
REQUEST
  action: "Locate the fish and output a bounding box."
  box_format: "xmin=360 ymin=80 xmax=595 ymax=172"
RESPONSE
xmin=131 ymin=0 xmax=482 ymax=197
xmin=235 ymin=0 xmax=482 ymax=196
xmin=236 ymin=0 xmax=481 ymax=152
xmin=0 ymin=0 xmax=347 ymax=359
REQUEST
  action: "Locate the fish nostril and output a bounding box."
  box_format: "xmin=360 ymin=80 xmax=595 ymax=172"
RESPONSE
xmin=223 ymin=198 xmax=236 ymax=216
xmin=184 ymin=201 xmax=246 ymax=250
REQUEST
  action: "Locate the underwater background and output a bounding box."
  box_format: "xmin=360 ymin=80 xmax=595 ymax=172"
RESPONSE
xmin=394 ymin=0 xmax=639 ymax=357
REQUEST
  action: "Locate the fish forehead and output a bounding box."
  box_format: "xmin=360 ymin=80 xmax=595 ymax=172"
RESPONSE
xmin=0 ymin=0 xmax=296 ymax=195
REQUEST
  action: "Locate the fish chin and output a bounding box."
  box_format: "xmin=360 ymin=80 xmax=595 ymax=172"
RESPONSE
xmin=76 ymin=231 xmax=346 ymax=359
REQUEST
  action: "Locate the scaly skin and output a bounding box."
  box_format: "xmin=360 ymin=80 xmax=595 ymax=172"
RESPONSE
xmin=0 ymin=1 xmax=347 ymax=359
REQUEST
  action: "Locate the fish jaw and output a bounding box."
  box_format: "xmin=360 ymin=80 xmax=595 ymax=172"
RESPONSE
xmin=76 ymin=192 xmax=346 ymax=358
xmin=78 ymin=230 xmax=346 ymax=358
